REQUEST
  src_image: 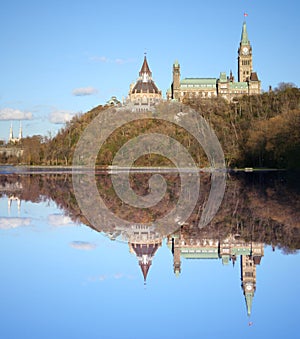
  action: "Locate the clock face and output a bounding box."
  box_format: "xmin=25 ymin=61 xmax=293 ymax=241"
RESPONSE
xmin=242 ymin=47 xmax=249 ymax=55
xmin=246 ymin=284 xmax=253 ymax=291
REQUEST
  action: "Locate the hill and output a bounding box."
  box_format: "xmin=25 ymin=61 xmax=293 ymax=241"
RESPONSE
xmin=1 ymin=83 xmax=300 ymax=169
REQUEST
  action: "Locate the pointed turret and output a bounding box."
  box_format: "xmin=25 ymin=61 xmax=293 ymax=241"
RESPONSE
xmin=241 ymin=21 xmax=250 ymax=45
xmin=231 ymin=254 xmax=237 ymax=267
xmin=131 ymin=243 xmax=160 ymax=283
xmin=139 ymin=55 xmax=152 ymax=77
xmin=140 ymin=262 xmax=151 ymax=283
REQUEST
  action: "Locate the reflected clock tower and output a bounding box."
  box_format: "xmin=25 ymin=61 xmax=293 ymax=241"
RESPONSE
xmin=241 ymin=255 xmax=256 ymax=317
xmin=240 ymin=242 xmax=264 ymax=317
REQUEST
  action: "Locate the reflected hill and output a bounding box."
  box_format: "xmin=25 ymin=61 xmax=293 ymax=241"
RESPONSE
xmin=1 ymin=170 xmax=299 ymax=251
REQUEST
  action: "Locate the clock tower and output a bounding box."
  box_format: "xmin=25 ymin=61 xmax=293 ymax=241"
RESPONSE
xmin=238 ymin=21 xmax=253 ymax=82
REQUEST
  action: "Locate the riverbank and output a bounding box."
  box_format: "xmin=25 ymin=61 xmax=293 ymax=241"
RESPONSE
xmin=0 ymin=164 xmax=287 ymax=175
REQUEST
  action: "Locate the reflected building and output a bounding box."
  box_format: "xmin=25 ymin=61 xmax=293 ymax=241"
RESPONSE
xmin=168 ymin=230 xmax=264 ymax=317
xmin=128 ymin=224 xmax=162 ymax=283
xmin=0 ymin=181 xmax=23 ymax=193
xmin=105 ymin=223 xmax=162 ymax=284
xmin=8 ymin=196 xmax=21 ymax=215
xmin=241 ymin=255 xmax=257 ymax=317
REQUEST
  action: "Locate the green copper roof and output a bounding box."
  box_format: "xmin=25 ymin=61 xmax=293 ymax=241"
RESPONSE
xmin=181 ymin=78 xmax=217 ymax=84
xmin=181 ymin=248 xmax=219 ymax=259
xmin=245 ymin=292 xmax=254 ymax=317
xmin=174 ymin=59 xmax=179 ymax=66
xmin=229 ymin=82 xmax=248 ymax=89
xmin=241 ymin=21 xmax=250 ymax=45
xmin=231 ymin=248 xmax=251 ymax=256
xmin=181 ymin=78 xmax=217 ymax=88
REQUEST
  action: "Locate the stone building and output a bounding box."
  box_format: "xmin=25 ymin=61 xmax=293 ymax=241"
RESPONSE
xmin=127 ymin=55 xmax=162 ymax=111
xmin=106 ymin=96 xmax=121 ymax=106
xmin=167 ymin=21 xmax=261 ymax=102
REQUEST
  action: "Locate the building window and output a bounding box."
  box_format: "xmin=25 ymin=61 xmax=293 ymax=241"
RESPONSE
xmin=245 ymin=272 xmax=253 ymax=277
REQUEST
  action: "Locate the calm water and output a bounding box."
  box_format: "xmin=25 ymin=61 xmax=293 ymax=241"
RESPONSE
xmin=0 ymin=169 xmax=299 ymax=339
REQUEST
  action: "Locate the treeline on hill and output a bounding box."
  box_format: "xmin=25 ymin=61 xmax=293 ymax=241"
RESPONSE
xmin=1 ymin=83 xmax=300 ymax=168
xmin=184 ymin=82 xmax=300 ymax=168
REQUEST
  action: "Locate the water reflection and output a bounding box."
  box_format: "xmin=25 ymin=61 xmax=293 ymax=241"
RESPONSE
xmin=0 ymin=169 xmax=299 ymax=336
xmin=1 ymin=170 xmax=299 ymax=248
xmin=168 ymin=231 xmax=263 ymax=317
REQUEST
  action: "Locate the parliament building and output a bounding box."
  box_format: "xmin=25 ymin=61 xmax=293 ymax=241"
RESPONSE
xmin=125 ymin=21 xmax=260 ymax=109
xmin=167 ymin=21 xmax=261 ymax=102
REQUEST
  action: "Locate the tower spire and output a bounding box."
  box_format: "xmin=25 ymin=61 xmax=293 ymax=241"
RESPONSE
xmin=130 ymin=242 xmax=160 ymax=284
xmin=245 ymin=292 xmax=254 ymax=317
xmin=9 ymin=122 xmax=13 ymax=141
xmin=238 ymin=21 xmax=253 ymax=82
xmin=139 ymin=54 xmax=152 ymax=78
xmin=241 ymin=255 xmax=256 ymax=317
xmin=241 ymin=21 xmax=250 ymax=45
xmin=18 ymin=121 xmax=23 ymax=140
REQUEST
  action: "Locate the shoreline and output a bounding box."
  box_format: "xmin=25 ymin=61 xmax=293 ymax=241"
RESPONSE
xmin=0 ymin=164 xmax=288 ymax=175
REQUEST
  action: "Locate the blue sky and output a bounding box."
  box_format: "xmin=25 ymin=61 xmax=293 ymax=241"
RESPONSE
xmin=0 ymin=0 xmax=299 ymax=141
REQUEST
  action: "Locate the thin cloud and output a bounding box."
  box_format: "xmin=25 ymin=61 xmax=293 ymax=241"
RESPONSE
xmin=89 ymin=56 xmax=135 ymax=64
xmin=87 ymin=273 xmax=136 ymax=283
xmin=48 ymin=214 xmax=74 ymax=227
xmin=90 ymin=56 xmax=109 ymax=63
xmin=88 ymin=275 xmax=108 ymax=282
xmin=0 ymin=217 xmax=31 ymax=229
xmin=114 ymin=58 xmax=135 ymax=65
xmin=72 ymin=87 xmax=98 ymax=96
xmin=0 ymin=108 xmax=33 ymax=120
xmin=70 ymin=241 xmax=97 ymax=251
xmin=49 ymin=110 xmax=74 ymax=124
